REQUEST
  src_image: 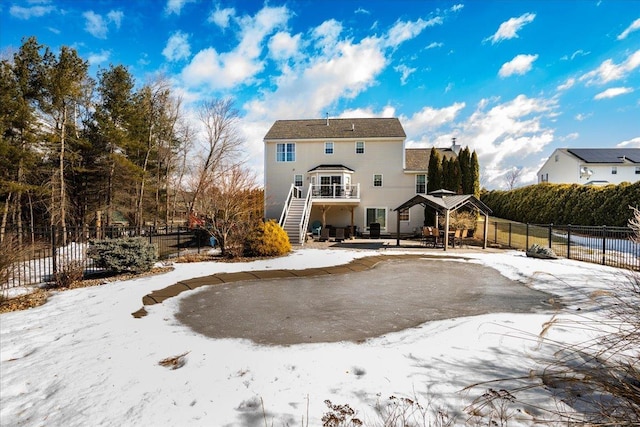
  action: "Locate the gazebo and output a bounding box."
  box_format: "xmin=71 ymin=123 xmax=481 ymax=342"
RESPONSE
xmin=393 ymin=190 xmax=493 ymax=250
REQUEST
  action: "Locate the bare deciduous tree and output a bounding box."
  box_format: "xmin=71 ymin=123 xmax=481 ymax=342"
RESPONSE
xmin=505 ymin=167 xmax=523 ymax=190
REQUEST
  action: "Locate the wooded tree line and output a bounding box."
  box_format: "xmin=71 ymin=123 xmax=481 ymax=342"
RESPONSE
xmin=481 ymin=181 xmax=640 ymax=227
xmin=426 ymin=146 xmax=480 ymax=196
xmin=1 ymin=37 xmax=261 ymax=248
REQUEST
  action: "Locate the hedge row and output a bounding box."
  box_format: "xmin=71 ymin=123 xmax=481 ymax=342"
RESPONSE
xmin=480 ymin=182 xmax=640 ymax=227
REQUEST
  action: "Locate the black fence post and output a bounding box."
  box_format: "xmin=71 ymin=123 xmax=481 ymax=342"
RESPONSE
xmin=177 ymin=226 xmax=181 ymax=258
xmin=548 ymin=223 xmax=553 ymax=249
xmin=567 ymin=224 xmax=571 ymax=260
xmin=494 ymin=221 xmax=498 ymax=244
xmin=526 ymin=223 xmax=529 ymax=249
xmin=602 ymin=225 xmax=607 ymax=265
xmin=51 ymin=225 xmax=57 ymax=277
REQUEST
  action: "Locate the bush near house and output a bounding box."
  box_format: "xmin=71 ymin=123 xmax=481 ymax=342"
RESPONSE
xmin=481 ymin=181 xmax=640 ymax=226
xmin=88 ymin=237 xmax=158 ymax=274
xmin=243 ymin=220 xmax=291 ymax=257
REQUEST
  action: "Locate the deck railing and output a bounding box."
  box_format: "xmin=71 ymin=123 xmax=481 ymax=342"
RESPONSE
xmin=310 ymin=183 xmax=360 ymax=199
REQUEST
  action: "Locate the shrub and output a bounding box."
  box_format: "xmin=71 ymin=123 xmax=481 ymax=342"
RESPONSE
xmin=53 ymin=260 xmax=85 ymax=288
xmin=243 ymin=220 xmax=291 ymax=257
xmin=87 ymin=237 xmax=158 ymax=274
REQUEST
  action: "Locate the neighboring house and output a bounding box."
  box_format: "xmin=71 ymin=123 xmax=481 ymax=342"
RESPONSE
xmin=263 ymin=117 xmax=458 ymax=243
xmin=538 ymin=148 xmax=640 ymax=185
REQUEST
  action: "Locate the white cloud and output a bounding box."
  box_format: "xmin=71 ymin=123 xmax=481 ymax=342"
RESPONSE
xmin=557 ymin=77 xmax=575 ymax=91
xmin=83 ymin=10 xmax=123 ymax=39
xmin=165 ymin=0 xmax=195 ymax=16
xmin=486 ymin=13 xmax=536 ymax=44
xmin=339 ymin=106 xmax=396 ymax=118
xmin=560 ymin=132 xmax=579 ymax=141
xmin=593 ymin=86 xmax=633 ymax=100
xmin=451 ymin=4 xmax=464 ymax=12
xmin=394 ymin=64 xmax=416 ymax=85
xmin=617 ymin=17 xmax=640 ymax=40
xmin=580 ymin=49 xmax=640 ymax=85
xmin=163 ymin=31 xmax=191 ymax=61
xmin=209 ymin=7 xmax=235 ymax=29
xmin=9 ymin=4 xmax=54 ymax=19
xmin=311 ymin=19 xmax=343 ymax=54
xmin=107 ymin=10 xmax=123 ymax=29
xmin=385 ymin=16 xmax=442 ymax=48
xmin=87 ymin=50 xmax=110 ymax=65
xmin=498 ymin=54 xmax=538 ymax=77
xmin=616 ymin=136 xmax=640 ymax=148
xmin=354 ymin=8 xmax=370 ymax=15
xmin=426 ymin=42 xmax=443 ymax=49
xmin=575 ymin=112 xmax=592 ymax=121
xmin=268 ymin=31 xmax=301 ymax=61
xmin=401 ymin=103 xmax=466 ymax=144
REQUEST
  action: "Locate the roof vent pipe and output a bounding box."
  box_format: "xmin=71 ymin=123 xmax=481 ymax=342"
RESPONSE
xmin=326 ymin=112 xmax=329 ymax=126
xmin=352 ymin=123 xmax=355 ymax=131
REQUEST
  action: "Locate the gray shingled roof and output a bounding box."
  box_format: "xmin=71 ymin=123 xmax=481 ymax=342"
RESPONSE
xmin=264 ymin=118 xmax=406 ymax=140
xmin=405 ymin=148 xmax=458 ymax=170
xmin=566 ymin=148 xmax=640 ymax=163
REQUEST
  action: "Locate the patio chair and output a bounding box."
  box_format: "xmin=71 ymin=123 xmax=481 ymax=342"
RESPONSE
xmin=335 ymin=227 xmax=345 ymax=242
xmin=319 ymin=227 xmax=329 ymax=242
xmin=423 ymin=226 xmax=437 ymax=247
xmin=453 ymin=229 xmax=463 ymax=247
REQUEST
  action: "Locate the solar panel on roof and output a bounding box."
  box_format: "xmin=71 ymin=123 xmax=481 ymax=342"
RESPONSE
xmin=568 ymin=148 xmax=640 ymax=163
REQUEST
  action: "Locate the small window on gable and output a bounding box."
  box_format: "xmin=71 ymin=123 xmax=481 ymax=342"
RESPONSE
xmin=373 ymin=174 xmax=383 ymax=187
xmin=355 ymin=141 xmax=365 ymax=154
xmin=324 ymin=141 xmax=334 ymax=155
xmin=635 ymin=166 xmax=640 ymax=175
xmin=555 ymin=154 xmax=559 ymax=162
xmin=612 ymin=166 xmax=617 ymax=175
xmin=399 ymin=208 xmax=409 ymax=222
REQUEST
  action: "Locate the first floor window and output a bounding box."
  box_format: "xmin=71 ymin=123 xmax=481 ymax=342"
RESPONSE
xmin=373 ymin=174 xmax=383 ymax=187
xmin=294 ymin=174 xmax=303 ymax=187
xmin=366 ymin=208 xmax=386 ymax=229
xmin=276 ymin=143 xmax=295 ymax=162
xmin=399 ymin=208 xmax=409 ymax=221
xmin=612 ymin=166 xmax=617 ymax=175
xmin=416 ymin=174 xmax=426 ymax=194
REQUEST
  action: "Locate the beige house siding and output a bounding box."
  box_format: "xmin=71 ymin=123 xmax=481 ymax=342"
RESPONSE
xmin=264 ymin=118 xmax=437 ymax=235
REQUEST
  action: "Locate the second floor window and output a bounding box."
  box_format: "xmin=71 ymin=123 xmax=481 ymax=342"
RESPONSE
xmin=373 ymin=174 xmax=383 ymax=187
xmin=416 ymin=174 xmax=426 ymax=194
xmin=324 ymin=141 xmax=334 ymax=154
xmin=276 ymin=143 xmax=295 ymax=162
xmin=355 ymin=141 xmax=364 ymax=154
xmin=612 ymin=166 xmax=617 ymax=175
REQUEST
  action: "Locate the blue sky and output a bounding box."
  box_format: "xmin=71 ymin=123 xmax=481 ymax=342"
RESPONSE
xmin=1 ymin=0 xmax=639 ymax=189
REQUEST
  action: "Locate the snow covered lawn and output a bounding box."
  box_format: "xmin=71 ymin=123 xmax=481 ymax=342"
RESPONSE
xmin=0 ymin=248 xmax=623 ymax=426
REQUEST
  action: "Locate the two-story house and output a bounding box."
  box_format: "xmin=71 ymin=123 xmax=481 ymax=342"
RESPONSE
xmin=538 ymin=148 xmax=640 ymax=185
xmin=263 ymin=117 xmax=457 ymax=243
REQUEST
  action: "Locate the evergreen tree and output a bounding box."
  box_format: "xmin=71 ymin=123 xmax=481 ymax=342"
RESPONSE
xmin=458 ymin=146 xmax=471 ymax=193
xmin=471 ymin=150 xmax=480 ymax=197
xmin=427 ymin=147 xmax=442 ymax=192
xmin=451 ymin=157 xmax=462 ymax=194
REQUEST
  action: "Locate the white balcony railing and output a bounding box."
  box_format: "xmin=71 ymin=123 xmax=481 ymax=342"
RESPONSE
xmin=310 ymin=183 xmax=360 ymax=199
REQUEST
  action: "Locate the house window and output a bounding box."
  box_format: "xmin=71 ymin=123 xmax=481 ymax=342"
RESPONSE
xmin=399 ymin=208 xmax=409 ymax=222
xmin=366 ymin=207 xmax=387 ymax=230
xmin=636 ymin=166 xmax=640 ymax=175
xmin=416 ymin=174 xmax=426 ymax=194
xmin=294 ymin=174 xmax=303 ymax=187
xmin=555 ymin=154 xmax=559 ymax=162
xmin=324 ymin=141 xmax=334 ymax=155
xmin=276 ymin=143 xmax=295 ymax=162
xmin=355 ymin=141 xmax=365 ymax=154
xmin=612 ymin=166 xmax=617 ymax=175
xmin=373 ymin=174 xmax=383 ymax=187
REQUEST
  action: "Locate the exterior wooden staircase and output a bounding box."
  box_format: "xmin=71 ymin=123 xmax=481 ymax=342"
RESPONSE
xmin=282 ymin=198 xmax=306 ymax=245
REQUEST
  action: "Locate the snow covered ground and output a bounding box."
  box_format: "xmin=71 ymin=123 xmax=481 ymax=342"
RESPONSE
xmin=0 ymin=247 xmax=625 ymax=426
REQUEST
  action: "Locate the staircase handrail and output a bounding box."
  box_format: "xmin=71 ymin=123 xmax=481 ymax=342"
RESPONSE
xmin=298 ymin=184 xmax=313 ymax=246
xmin=279 ymin=183 xmax=295 ymax=227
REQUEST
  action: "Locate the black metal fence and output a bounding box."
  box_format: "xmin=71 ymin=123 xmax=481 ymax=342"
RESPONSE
xmin=2 ymin=225 xmax=209 ymax=289
xmin=478 ymin=220 xmax=639 ymax=271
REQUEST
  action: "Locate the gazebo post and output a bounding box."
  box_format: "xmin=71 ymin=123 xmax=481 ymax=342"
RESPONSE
xmin=483 ymin=212 xmax=489 ymax=249
xmin=396 ymin=209 xmax=401 ymax=246
xmin=443 ymin=209 xmax=450 ymax=251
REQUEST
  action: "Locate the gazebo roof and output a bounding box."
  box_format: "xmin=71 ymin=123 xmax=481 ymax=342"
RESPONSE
xmin=394 ymin=193 xmax=492 ymax=215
